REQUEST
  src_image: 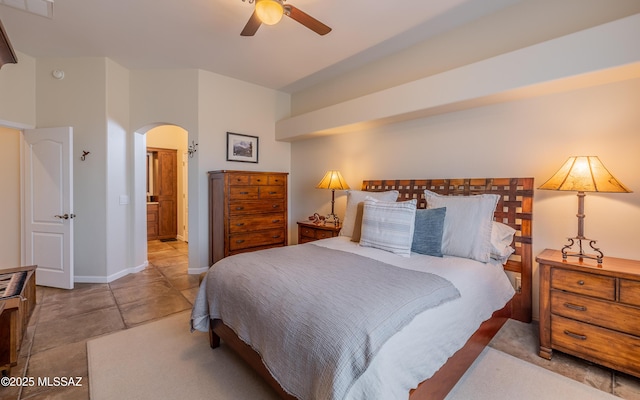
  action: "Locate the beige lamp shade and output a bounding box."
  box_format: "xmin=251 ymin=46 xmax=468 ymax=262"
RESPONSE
xmin=316 ymin=170 xmax=350 ymax=191
xmin=538 ymin=156 xmax=631 ymax=193
xmin=538 ymin=156 xmax=631 ymax=264
xmin=316 ymin=170 xmax=349 ymax=225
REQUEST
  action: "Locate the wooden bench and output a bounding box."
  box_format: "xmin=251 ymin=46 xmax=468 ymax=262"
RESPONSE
xmin=0 ymin=265 xmax=36 ymax=374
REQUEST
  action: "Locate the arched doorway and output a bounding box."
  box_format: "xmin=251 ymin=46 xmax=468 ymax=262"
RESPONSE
xmin=146 ymin=125 xmax=188 ymax=242
xmin=131 ymin=123 xmax=192 ymax=274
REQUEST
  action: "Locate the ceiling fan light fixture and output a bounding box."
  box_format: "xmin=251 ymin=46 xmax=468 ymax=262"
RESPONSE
xmin=255 ymin=0 xmax=284 ymax=25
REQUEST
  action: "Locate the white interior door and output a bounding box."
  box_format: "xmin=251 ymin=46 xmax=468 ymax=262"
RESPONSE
xmin=23 ymin=127 xmax=74 ymax=289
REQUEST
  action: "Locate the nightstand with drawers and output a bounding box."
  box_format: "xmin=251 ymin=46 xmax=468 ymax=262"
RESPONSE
xmin=297 ymin=221 xmax=341 ymax=244
xmin=538 ymin=249 xmax=640 ymax=378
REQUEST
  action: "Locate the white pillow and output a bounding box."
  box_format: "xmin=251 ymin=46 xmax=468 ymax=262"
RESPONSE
xmin=359 ymin=197 xmax=417 ymax=257
xmin=491 ymin=221 xmax=516 ymax=264
xmin=424 ymin=190 xmax=499 ymax=263
xmin=340 ymin=190 xmax=399 ymax=237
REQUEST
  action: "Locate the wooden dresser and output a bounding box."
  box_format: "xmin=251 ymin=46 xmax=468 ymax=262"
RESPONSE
xmin=297 ymin=221 xmax=341 ymax=244
xmin=209 ymin=170 xmax=288 ymax=266
xmin=538 ymin=249 xmax=640 ymax=378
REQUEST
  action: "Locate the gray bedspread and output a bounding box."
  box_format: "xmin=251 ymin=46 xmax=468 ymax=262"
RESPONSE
xmin=191 ymin=243 xmax=460 ymax=400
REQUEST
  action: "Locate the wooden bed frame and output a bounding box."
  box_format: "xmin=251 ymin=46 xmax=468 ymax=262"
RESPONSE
xmin=208 ymin=177 xmax=534 ymax=400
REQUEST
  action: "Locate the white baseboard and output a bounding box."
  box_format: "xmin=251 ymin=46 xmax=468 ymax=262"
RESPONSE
xmin=74 ymin=261 xmax=149 ymax=284
xmin=188 ymin=266 xmax=208 ymax=275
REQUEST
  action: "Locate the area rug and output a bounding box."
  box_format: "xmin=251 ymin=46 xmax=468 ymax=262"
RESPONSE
xmin=88 ymin=311 xmax=617 ymax=400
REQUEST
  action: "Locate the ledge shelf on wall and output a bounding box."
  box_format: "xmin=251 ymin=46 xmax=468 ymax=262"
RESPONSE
xmin=275 ymin=13 xmax=640 ymax=142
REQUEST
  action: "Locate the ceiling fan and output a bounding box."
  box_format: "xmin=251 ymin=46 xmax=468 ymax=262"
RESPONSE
xmin=240 ymin=0 xmax=331 ymax=37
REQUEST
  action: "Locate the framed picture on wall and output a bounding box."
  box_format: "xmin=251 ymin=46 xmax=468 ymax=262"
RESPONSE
xmin=226 ymin=132 xmax=259 ymax=163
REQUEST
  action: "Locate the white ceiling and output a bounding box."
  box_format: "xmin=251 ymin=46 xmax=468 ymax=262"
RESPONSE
xmin=1 ymin=0 xmax=524 ymax=92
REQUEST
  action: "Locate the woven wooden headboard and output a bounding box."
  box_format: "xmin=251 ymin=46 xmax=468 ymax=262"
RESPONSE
xmin=362 ymin=177 xmax=533 ymax=322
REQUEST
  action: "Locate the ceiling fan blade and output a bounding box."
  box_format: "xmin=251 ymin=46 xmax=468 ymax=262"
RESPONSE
xmin=241 ymin=10 xmax=262 ymax=36
xmin=285 ymin=5 xmax=331 ymax=35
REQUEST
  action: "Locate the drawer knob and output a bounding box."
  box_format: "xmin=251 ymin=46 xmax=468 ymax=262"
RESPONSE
xmin=239 ymin=191 xmax=249 ymax=195
xmin=236 ymin=239 xmax=245 ymax=243
xmin=272 ymin=205 xmax=279 ymax=208
xmin=272 ymin=235 xmax=281 ymax=238
xmin=577 ymin=280 xmax=585 ymax=286
xmin=563 ymin=302 xmax=587 ymax=312
xmin=235 ymin=223 xmax=245 ymax=226
xmin=236 ymin=207 xmax=244 ymax=210
xmin=269 ymin=191 xmax=277 ymax=195
xmin=563 ymin=330 xmax=587 ymax=341
xmin=272 ymin=219 xmax=280 ymax=223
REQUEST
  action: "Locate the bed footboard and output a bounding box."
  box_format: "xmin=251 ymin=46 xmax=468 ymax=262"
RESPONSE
xmin=210 ymin=319 xmax=296 ymax=400
xmin=409 ymin=302 xmax=511 ymax=400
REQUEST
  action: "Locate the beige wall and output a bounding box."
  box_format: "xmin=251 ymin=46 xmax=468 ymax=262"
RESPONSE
xmin=290 ymin=77 xmax=640 ymax=320
xmin=0 ymin=127 xmax=21 ymax=268
xmin=196 ymin=70 xmax=291 ymax=269
xmin=0 ymin=51 xmax=36 ymax=128
xmin=36 ymin=57 xmax=109 ymax=280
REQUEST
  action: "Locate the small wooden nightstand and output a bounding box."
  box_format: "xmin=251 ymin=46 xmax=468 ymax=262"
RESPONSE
xmin=538 ymin=249 xmax=640 ymax=378
xmin=297 ymin=221 xmax=341 ymax=244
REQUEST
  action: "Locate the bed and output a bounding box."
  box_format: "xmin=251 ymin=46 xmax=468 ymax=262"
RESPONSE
xmin=192 ymin=177 xmax=533 ymax=400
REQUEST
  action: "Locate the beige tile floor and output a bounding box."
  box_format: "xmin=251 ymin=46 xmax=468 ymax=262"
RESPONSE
xmin=2 ymin=239 xmax=640 ymax=399
xmin=2 ymin=239 xmax=199 ymax=400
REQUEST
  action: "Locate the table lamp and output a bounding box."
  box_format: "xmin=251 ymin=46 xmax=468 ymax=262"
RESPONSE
xmin=316 ymin=170 xmax=350 ymax=226
xmin=538 ymin=156 xmax=632 ymax=263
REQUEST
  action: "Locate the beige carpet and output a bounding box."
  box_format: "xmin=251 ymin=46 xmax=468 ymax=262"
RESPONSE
xmin=88 ymin=311 xmax=617 ymax=400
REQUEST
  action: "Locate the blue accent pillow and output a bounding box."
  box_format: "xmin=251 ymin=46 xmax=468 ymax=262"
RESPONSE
xmin=411 ymin=207 xmax=446 ymax=257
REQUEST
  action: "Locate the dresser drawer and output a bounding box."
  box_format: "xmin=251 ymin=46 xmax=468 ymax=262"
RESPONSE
xmin=229 ymin=175 xmax=250 ymax=185
xmin=620 ymin=279 xmax=640 ymax=307
xmin=250 ymin=175 xmax=269 ymax=185
xmin=298 ymin=226 xmax=340 ymax=240
xmin=551 ymin=268 xmax=615 ymax=300
xmin=299 ymin=226 xmax=316 ymax=239
xmin=229 ymin=201 xmax=285 ymax=215
xmin=229 ymin=229 xmax=286 ymax=251
xmin=314 ymin=229 xmax=337 ymax=240
xmin=268 ymin=175 xmax=286 ymax=185
xmin=229 ymin=213 xmax=285 ymax=233
xmin=551 ymin=314 xmax=640 ymax=377
xmin=551 ymin=290 xmax=640 ymax=336
xmin=229 ymin=186 xmax=259 ymax=200
xmin=260 ymin=185 xmax=285 ymax=199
